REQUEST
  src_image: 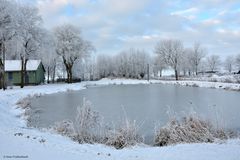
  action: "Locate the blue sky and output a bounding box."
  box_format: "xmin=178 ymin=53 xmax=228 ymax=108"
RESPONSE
xmin=24 ymin=0 xmax=240 ymax=57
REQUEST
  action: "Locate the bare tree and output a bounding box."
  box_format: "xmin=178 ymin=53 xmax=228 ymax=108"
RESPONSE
xmin=153 ymin=55 xmax=166 ymax=78
xmin=181 ymin=48 xmax=193 ymax=76
xmin=224 ymin=55 xmax=235 ymax=73
xmin=40 ymin=30 xmax=58 ymax=83
xmin=155 ymin=39 xmax=184 ymax=80
xmin=17 ymin=5 xmax=43 ymax=88
xmin=115 ymin=50 xmax=128 ymax=78
xmin=54 ymin=24 xmax=94 ymax=83
xmin=133 ymin=49 xmax=150 ymax=79
xmin=113 ymin=48 xmax=150 ymax=79
xmin=0 ymin=0 xmax=17 ymax=90
xmin=207 ymin=55 xmax=221 ymax=72
xmin=96 ymin=54 xmax=113 ymax=78
xmin=188 ymin=42 xmax=206 ymax=75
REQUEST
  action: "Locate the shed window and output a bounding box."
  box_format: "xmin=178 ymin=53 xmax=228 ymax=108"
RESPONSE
xmin=8 ymin=72 xmax=13 ymax=80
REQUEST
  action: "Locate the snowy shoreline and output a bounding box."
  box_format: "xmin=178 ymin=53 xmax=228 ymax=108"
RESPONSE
xmin=1 ymin=79 xmax=240 ymax=160
xmin=91 ymin=78 xmax=240 ymax=91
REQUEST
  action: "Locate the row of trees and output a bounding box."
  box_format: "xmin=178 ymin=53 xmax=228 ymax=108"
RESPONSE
xmin=96 ymin=49 xmax=150 ymax=79
xmin=72 ymin=40 xmax=240 ymax=81
xmin=0 ymin=0 xmax=94 ymax=89
xmin=154 ymin=40 xmax=234 ymax=80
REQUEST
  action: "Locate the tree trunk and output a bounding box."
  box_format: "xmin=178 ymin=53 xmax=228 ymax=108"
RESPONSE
xmin=0 ymin=42 xmax=6 ymax=90
xmin=47 ymin=66 xmax=50 ymax=83
xmin=69 ymin=67 xmax=73 ymax=83
xmin=67 ymin=70 xmax=70 ymax=83
xmin=183 ymin=69 xmax=186 ymax=76
xmin=0 ymin=65 xmax=3 ymax=89
xmin=20 ymin=58 xmax=28 ymax=88
xmin=65 ymin=64 xmax=73 ymax=83
xmin=0 ymin=58 xmax=4 ymax=89
xmin=20 ymin=58 xmax=24 ymax=88
xmin=175 ymin=69 xmax=178 ymax=81
xmin=52 ymin=64 xmax=56 ymax=83
xmin=62 ymin=57 xmax=75 ymax=84
xmin=195 ymin=65 xmax=198 ymax=76
xmin=24 ymin=60 xmax=28 ymax=84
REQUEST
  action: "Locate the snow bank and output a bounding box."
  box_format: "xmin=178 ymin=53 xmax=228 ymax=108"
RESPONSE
xmin=0 ymin=79 xmax=240 ymax=160
xmin=181 ymin=74 xmax=240 ymax=84
xmin=92 ymin=78 xmax=240 ymax=91
xmin=157 ymin=80 xmax=240 ymax=91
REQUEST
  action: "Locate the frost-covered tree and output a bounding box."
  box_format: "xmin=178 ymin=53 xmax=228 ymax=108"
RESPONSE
xmin=207 ymin=55 xmax=221 ymax=72
xmin=54 ymin=24 xmax=94 ymax=83
xmin=198 ymin=60 xmax=208 ymax=75
xmin=0 ymin=0 xmax=17 ymax=89
xmin=40 ymin=30 xmax=58 ymax=83
xmin=115 ymin=50 xmax=128 ymax=77
xmin=132 ymin=49 xmax=150 ymax=79
xmin=181 ymin=48 xmax=193 ymax=76
xmin=188 ymin=42 xmax=206 ymax=75
xmin=152 ymin=55 xmax=166 ymax=78
xmin=16 ymin=5 xmax=43 ymax=88
xmin=94 ymin=48 xmax=150 ymax=79
xmin=224 ymin=55 xmax=235 ymax=73
xmin=155 ymin=39 xmax=184 ymax=80
xmin=114 ymin=48 xmax=150 ymax=79
xmin=73 ymin=57 xmax=97 ymax=81
xmin=96 ymin=54 xmax=114 ymax=78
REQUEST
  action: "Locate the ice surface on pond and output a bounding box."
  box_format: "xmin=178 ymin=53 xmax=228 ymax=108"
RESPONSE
xmin=30 ymin=84 xmax=240 ymax=144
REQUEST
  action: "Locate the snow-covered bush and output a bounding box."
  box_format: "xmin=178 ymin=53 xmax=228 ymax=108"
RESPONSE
xmin=72 ymin=98 xmax=102 ymax=144
xmin=16 ymin=96 xmax=31 ymax=109
xmin=16 ymin=94 xmax=41 ymax=109
xmin=105 ymin=119 xmax=144 ymax=149
xmin=235 ymin=75 xmax=240 ymax=83
xmin=154 ymin=116 xmax=214 ymax=146
xmin=213 ymin=129 xmax=228 ymax=140
xmin=51 ymin=98 xmax=102 ymax=143
xmin=52 ymin=120 xmax=75 ymax=137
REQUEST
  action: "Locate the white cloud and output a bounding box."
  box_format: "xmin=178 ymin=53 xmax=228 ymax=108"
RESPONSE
xmin=218 ymin=10 xmax=227 ymax=16
xmin=171 ymin=7 xmax=199 ymax=20
xmin=171 ymin=7 xmax=199 ymax=15
xmin=202 ymin=19 xmax=221 ymax=25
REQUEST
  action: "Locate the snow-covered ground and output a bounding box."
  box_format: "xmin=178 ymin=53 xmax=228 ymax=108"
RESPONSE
xmin=94 ymin=78 xmax=240 ymax=91
xmin=180 ymin=74 xmax=240 ymax=83
xmin=159 ymin=73 xmax=240 ymax=84
xmin=1 ymin=79 xmax=240 ymax=160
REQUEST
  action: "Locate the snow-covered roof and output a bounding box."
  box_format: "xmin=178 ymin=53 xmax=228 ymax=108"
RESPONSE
xmin=5 ymin=60 xmax=42 ymax=72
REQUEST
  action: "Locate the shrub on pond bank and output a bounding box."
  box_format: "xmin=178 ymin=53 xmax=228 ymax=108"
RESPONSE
xmin=73 ymin=98 xmax=102 ymax=144
xmin=52 ymin=98 xmax=102 ymax=144
xmin=153 ymin=115 xmax=235 ymax=146
xmin=52 ymin=120 xmax=75 ymax=137
xmin=104 ymin=119 xmax=144 ymax=149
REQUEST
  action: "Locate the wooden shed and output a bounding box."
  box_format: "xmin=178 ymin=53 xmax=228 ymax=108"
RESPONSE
xmin=4 ymin=60 xmax=45 ymax=85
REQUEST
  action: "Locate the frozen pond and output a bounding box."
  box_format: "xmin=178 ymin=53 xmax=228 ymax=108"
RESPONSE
xmin=30 ymin=84 xmax=240 ymax=144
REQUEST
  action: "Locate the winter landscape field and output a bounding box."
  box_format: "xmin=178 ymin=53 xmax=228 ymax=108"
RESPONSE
xmin=1 ymin=0 xmax=240 ymax=160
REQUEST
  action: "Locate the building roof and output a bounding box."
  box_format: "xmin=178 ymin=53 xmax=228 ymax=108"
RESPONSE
xmin=5 ymin=60 xmax=42 ymax=72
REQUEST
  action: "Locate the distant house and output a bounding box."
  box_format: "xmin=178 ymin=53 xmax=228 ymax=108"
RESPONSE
xmin=4 ymin=60 xmax=45 ymax=85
